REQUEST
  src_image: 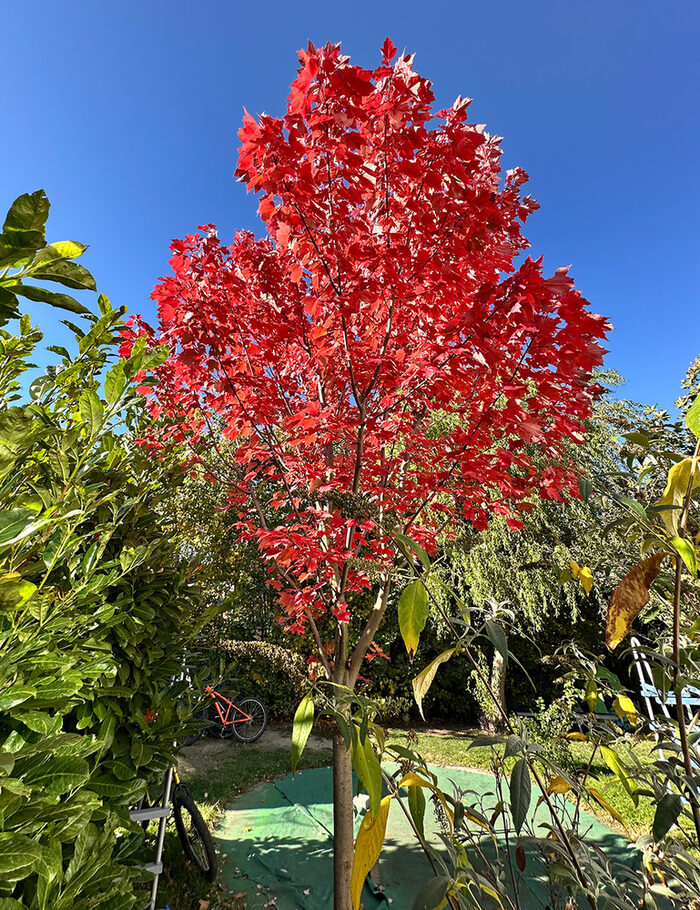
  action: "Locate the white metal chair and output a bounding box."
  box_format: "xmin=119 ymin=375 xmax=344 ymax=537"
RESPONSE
xmin=630 ymin=635 xmax=700 ymax=759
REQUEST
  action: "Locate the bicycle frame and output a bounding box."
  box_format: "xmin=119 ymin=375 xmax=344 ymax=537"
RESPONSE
xmin=205 ymin=685 xmax=253 ymax=727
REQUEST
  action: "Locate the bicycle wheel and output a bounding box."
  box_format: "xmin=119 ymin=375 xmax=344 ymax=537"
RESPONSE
xmin=182 ymin=704 xmax=213 ymax=745
xmin=231 ymin=696 xmax=268 ymax=743
xmin=172 ymin=787 xmax=217 ymax=882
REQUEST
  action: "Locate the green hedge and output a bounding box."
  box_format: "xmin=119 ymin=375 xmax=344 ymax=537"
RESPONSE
xmin=0 ymin=193 xmax=200 ymax=908
xmin=213 ymin=640 xmax=310 ymax=720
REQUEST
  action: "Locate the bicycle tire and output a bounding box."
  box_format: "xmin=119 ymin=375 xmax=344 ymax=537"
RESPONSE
xmin=172 ymin=787 xmax=217 ymax=882
xmin=231 ymin=696 xmax=268 ymax=743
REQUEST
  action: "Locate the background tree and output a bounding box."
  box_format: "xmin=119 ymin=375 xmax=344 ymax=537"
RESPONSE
xmin=167 ymin=462 xmax=283 ymax=641
xmin=430 ymin=369 xmax=695 ymax=729
xmin=126 ymin=40 xmax=609 ymax=909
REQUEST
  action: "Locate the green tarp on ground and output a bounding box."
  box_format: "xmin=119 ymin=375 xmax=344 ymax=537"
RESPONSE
xmin=214 ymin=765 xmax=635 ymax=909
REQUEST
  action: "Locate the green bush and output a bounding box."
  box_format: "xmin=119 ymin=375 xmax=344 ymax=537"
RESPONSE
xmin=0 ymin=192 xmax=200 ymax=908
xmin=212 ymin=640 xmax=310 ymax=720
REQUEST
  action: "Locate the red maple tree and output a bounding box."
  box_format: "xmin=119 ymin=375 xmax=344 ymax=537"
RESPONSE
xmin=123 ymin=38 xmax=609 ymax=907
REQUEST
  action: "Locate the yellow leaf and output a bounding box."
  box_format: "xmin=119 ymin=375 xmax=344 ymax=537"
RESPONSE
xmin=613 ymin=694 xmax=637 ymax=726
xmin=579 ymin=566 xmax=594 ymax=595
xmin=412 ymin=649 xmax=454 ymax=720
xmin=547 ymin=775 xmax=573 ymax=795
xmin=565 ymin=732 xmax=587 ymax=741
xmin=600 ymin=745 xmax=638 ymax=805
xmin=588 ymin=787 xmax=625 ymax=825
xmin=585 ymin=678 xmax=598 ymax=713
xmin=351 ymin=795 xmax=392 ymax=910
xmin=606 ymin=552 xmax=666 ymax=650
xmin=656 ymin=459 xmax=700 ymax=535
xmin=570 ymin=560 xmax=580 ymax=580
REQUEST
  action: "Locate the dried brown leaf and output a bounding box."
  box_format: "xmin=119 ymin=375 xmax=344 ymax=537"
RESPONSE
xmin=606 ymin=552 xmax=666 ymax=650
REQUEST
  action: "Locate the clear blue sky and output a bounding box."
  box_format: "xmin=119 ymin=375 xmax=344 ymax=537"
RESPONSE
xmin=3 ymin=0 xmax=698 ymax=410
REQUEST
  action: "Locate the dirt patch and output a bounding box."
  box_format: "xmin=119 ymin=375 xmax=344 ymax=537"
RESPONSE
xmin=178 ymin=724 xmax=331 ymax=777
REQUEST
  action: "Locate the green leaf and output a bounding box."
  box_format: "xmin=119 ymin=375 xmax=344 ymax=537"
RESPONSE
xmin=622 ymin=432 xmax=651 ymax=447
xmin=48 ymin=240 xmax=87 ymax=260
xmin=351 ymin=733 xmax=382 ymax=819
xmin=36 ymin=838 xmax=62 ymax=910
xmin=685 ymin=393 xmax=700 ymax=440
xmin=0 ymin=287 xmax=20 ymax=321
xmin=13 ymin=283 xmax=90 ymax=315
xmin=31 ymin=259 xmax=96 ymax=291
xmin=0 ymin=752 xmax=15 ymax=776
xmin=509 ymin=757 xmax=531 ymax=834
xmin=395 ymin=533 xmax=431 ymax=571
xmin=79 ymin=389 xmax=104 ymax=436
xmin=291 ymin=691 xmax=314 ymax=773
xmin=485 ymin=620 xmax=508 ymax=665
xmin=130 ymin=740 xmax=153 ymax=767
xmin=398 ymin=579 xmax=429 ymax=660
xmin=30 ymin=374 xmax=55 ymax=401
xmin=140 ymin=344 xmax=170 ymax=372
xmin=653 ymin=792 xmax=683 ymax=841
xmin=412 ymin=649 xmax=454 ymax=720
xmin=0 ymin=575 xmax=37 ymax=612
xmin=0 ymin=832 xmax=43 ymax=882
xmin=24 ymin=757 xmax=90 ymax=796
xmin=669 ymin=536 xmax=697 ymax=576
xmin=411 ymin=875 xmax=451 ymax=910
xmin=0 ymin=406 xmax=33 ymax=447
xmin=577 ymin=476 xmax=593 ymax=502
xmin=17 ymin=711 xmax=61 ymax=736
xmin=468 ymin=735 xmax=506 ymax=748
xmin=504 ymin=734 xmax=524 ymax=758
xmin=407 ymin=782 xmax=426 ymax=839
xmin=104 ymin=361 xmax=127 ymax=405
xmin=615 ymin=495 xmax=647 ymax=521
xmin=0 ymin=509 xmax=40 ymax=550
xmin=3 ymin=190 xmax=49 ymax=235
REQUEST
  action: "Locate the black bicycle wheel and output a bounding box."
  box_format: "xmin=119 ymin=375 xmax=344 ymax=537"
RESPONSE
xmin=183 ymin=703 xmax=215 ymax=745
xmin=172 ymin=787 xmax=218 ymax=882
xmin=231 ymin=696 xmax=268 ymax=743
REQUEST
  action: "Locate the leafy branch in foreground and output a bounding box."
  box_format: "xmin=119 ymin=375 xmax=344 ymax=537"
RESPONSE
xmin=0 ymin=189 xmax=96 ymax=324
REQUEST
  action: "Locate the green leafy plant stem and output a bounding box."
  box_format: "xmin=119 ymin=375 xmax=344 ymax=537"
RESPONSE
xmin=405 ymin=566 xmax=598 ymax=910
xmin=671 ymin=437 xmax=700 ymax=844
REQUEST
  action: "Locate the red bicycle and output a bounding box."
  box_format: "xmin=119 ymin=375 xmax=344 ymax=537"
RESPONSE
xmin=202 ymin=685 xmax=268 ymax=743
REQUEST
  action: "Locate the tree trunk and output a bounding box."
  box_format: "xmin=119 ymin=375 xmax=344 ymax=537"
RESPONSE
xmin=481 ymin=648 xmax=508 ymax=733
xmin=333 ymin=733 xmax=354 ymax=910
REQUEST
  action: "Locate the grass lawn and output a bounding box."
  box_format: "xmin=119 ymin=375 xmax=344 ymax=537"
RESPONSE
xmin=155 ymin=724 xmax=656 ymax=909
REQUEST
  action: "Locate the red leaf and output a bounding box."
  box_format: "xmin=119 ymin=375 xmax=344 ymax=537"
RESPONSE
xmin=259 ymin=195 xmax=276 ymax=221
xmin=381 ymin=37 xmax=397 ymax=61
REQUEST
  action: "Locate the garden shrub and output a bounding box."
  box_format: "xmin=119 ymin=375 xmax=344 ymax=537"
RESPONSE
xmin=212 ymin=640 xmax=310 ymax=720
xmin=0 ymin=192 xmax=201 ymax=908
